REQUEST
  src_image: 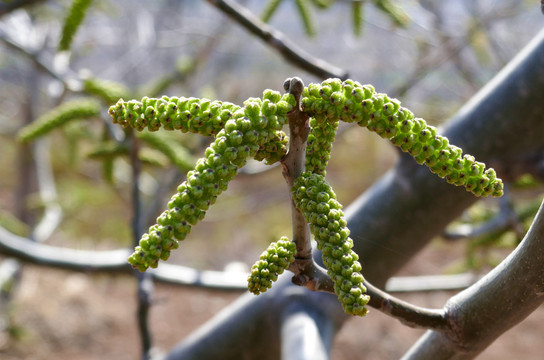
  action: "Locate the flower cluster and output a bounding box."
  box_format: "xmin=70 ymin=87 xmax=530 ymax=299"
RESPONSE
xmin=109 ymin=96 xmax=241 ymax=137
xmin=247 ymin=237 xmax=296 ymax=295
xmin=305 ymin=116 xmax=338 ymax=176
xmin=292 ymin=172 xmax=369 ymax=316
xmin=18 ymin=98 xmax=101 ymax=142
xmin=122 ymin=91 xmax=296 ymax=271
xmin=301 ymin=78 xmax=503 ymax=197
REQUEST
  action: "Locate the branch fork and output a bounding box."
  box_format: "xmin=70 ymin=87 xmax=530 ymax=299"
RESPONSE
xmin=279 ymin=77 xmax=449 ymax=328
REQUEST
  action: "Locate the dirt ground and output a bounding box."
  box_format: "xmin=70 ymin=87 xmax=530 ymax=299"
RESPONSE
xmin=1 ymin=239 xmax=543 ymax=360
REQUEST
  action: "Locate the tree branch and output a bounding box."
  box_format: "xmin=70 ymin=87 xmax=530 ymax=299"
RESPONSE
xmin=281 ymin=77 xmax=311 ymax=259
xmin=280 ymin=299 xmax=335 ymax=360
xmin=0 ymin=222 xmax=475 ymax=293
xmin=204 ymin=0 xmax=348 ymax=80
xmin=0 ymin=0 xmax=46 ymax=17
xmin=279 ymin=77 xmax=336 ymax=294
xmin=164 ymin=275 xmax=344 ymax=360
xmin=403 ymin=197 xmax=544 ymax=359
xmin=0 ymin=27 xmax=80 ymax=91
xmin=442 ymin=185 xmax=523 ymax=241
xmin=30 ymin=139 xmax=63 ymax=242
xmin=364 ymin=282 xmax=448 ymax=331
xmin=129 ymin=132 xmax=154 ymax=360
xmin=0 ymin=225 xmax=254 ymax=289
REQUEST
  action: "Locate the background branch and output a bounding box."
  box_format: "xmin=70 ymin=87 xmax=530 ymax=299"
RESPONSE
xmin=403 ymin=197 xmax=544 ymax=359
xmin=30 ymin=139 xmax=63 ymax=242
xmin=0 ymin=224 xmax=475 ymax=293
xmin=205 ymin=0 xmax=348 ymax=80
xmin=129 ymin=132 xmax=154 ymax=360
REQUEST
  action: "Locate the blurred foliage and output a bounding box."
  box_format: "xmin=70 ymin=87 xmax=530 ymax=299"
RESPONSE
xmin=0 ymin=210 xmax=30 ymax=237
xmin=444 ymin=182 xmax=544 ymax=273
xmin=58 ymin=0 xmax=92 ymax=51
xmin=260 ymin=0 xmax=410 ymax=36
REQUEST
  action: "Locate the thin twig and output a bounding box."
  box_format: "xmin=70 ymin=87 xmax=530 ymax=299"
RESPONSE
xmin=279 ymin=77 xmax=335 ymax=292
xmin=30 ymin=139 xmax=63 ymax=242
xmin=272 ymin=77 xmax=337 ymax=293
xmin=391 ymin=7 xmax=516 ymax=98
xmin=277 ymin=78 xmax=451 ymax=329
xmin=281 ymin=77 xmax=311 ymax=258
xmin=129 ymin=132 xmax=154 ymax=360
xmin=0 ymin=223 xmax=489 ymax=294
xmin=0 ymin=28 xmax=80 ymax=91
xmin=205 ymin=0 xmax=348 ymax=80
xmin=443 ymin=186 xmax=523 ymax=240
xmin=365 ymin=282 xmax=448 ymax=330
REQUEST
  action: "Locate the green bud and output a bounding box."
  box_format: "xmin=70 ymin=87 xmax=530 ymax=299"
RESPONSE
xmin=247 ymin=237 xmax=296 ymax=295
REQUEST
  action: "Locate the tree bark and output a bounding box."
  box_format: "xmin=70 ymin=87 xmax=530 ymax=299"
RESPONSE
xmin=402 ymin=198 xmax=544 ymax=359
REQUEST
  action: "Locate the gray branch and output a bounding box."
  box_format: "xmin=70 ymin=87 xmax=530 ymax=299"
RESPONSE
xmin=0 ymin=222 xmax=477 ymax=293
xmin=204 ymin=0 xmax=348 ymax=80
xmin=402 ymin=197 xmax=544 ymax=359
xmin=0 ymin=225 xmax=250 ymax=289
xmin=347 ymin=27 xmax=544 ymax=288
xmin=30 ymin=139 xmax=63 ymax=242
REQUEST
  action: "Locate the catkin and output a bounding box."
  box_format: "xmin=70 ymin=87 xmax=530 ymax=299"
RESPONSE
xmin=293 ymin=172 xmax=370 ymax=316
xmin=247 ymin=237 xmax=296 ymax=295
xmin=119 ymin=91 xmax=296 ymax=271
xmin=302 ymin=78 xmax=503 ymax=197
xmin=18 ymin=98 xmax=101 ymax=142
xmin=58 ymin=0 xmax=93 ymax=51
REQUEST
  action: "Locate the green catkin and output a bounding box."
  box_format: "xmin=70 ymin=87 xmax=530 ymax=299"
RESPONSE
xmin=373 ymin=0 xmax=410 ymax=28
xmin=295 ymin=0 xmax=316 ymax=36
xmin=58 ymin=0 xmax=93 ymax=51
xmin=120 ymin=91 xmax=296 ymax=271
xmin=352 ymin=1 xmax=364 ymax=36
xmin=305 ymin=115 xmax=338 ymax=176
xmin=109 ymin=96 xmax=241 ymax=137
xmin=137 ymin=131 xmax=196 ymax=172
xmin=87 ymin=142 xmax=129 ymax=159
xmin=310 ymin=0 xmax=333 ymax=9
xmin=261 ymin=0 xmax=285 ymax=22
xmin=87 ymin=142 xmax=168 ymax=168
xmin=83 ymin=77 xmax=132 ymax=104
xmin=305 ymin=78 xmax=341 ymax=176
xmin=247 ymin=237 xmax=296 ymax=295
xmin=18 ymin=98 xmax=101 ymax=142
xmin=301 ymin=79 xmax=504 ymax=197
xmin=254 ymin=130 xmax=289 ymax=165
xmin=293 ymin=172 xmax=370 ymax=316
